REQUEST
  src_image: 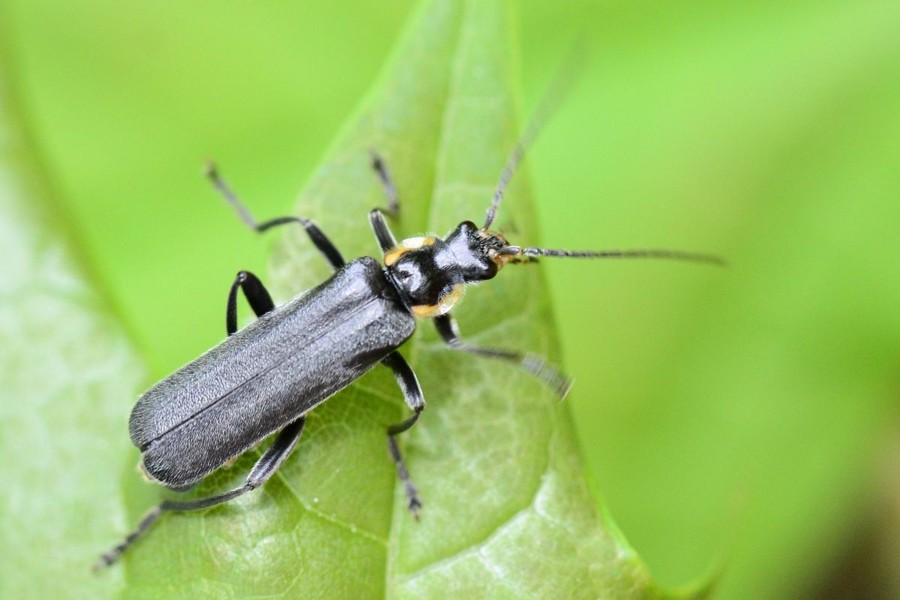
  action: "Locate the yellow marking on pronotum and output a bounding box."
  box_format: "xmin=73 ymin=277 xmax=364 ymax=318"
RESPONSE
xmin=383 ymin=236 xmax=437 ymax=266
xmin=411 ymin=284 xmax=464 ymax=318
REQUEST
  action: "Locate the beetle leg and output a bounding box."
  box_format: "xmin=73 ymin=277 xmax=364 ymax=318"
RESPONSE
xmin=434 ymin=313 xmax=572 ymax=398
xmin=368 ymin=152 xmax=401 ymax=253
xmin=94 ymin=417 xmax=306 ymax=570
xmin=226 ymin=270 xmax=275 ymax=335
xmin=205 ymin=162 xmax=346 ymax=270
xmin=381 ymin=351 xmax=424 ymax=517
xmin=369 ymin=208 xmax=399 ymax=254
xmin=369 ymin=151 xmax=399 ymax=218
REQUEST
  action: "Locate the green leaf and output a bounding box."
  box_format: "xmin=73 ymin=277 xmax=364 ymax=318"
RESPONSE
xmin=112 ymin=0 xmax=670 ymax=597
xmin=0 ymin=17 xmax=144 ymax=599
xmin=7 ymin=0 xmax=900 ymax=597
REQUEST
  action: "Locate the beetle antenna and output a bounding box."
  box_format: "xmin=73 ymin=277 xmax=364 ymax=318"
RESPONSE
xmin=500 ymin=246 xmax=727 ymax=267
xmin=483 ymin=42 xmax=585 ymax=229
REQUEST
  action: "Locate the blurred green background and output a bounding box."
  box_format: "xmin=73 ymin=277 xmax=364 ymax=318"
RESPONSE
xmin=3 ymin=0 xmax=900 ymax=597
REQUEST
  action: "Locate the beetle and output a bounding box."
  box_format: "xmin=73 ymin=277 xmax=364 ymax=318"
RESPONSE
xmin=95 ymin=76 xmax=723 ymax=572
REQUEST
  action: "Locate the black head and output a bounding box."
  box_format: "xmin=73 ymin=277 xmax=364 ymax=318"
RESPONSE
xmin=444 ymin=221 xmax=513 ymax=282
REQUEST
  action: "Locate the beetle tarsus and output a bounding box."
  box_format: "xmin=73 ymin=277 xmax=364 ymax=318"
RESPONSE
xmin=93 ymin=505 xmax=163 ymax=571
xmin=388 ymin=435 xmax=422 ymax=519
xmin=369 ymin=149 xmax=400 ymax=218
xmin=408 ymin=490 xmax=423 ymax=520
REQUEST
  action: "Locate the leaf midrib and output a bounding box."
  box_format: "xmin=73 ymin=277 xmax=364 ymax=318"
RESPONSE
xmin=383 ymin=1 xmax=559 ymax=593
xmin=383 ymin=3 xmax=471 ymax=596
